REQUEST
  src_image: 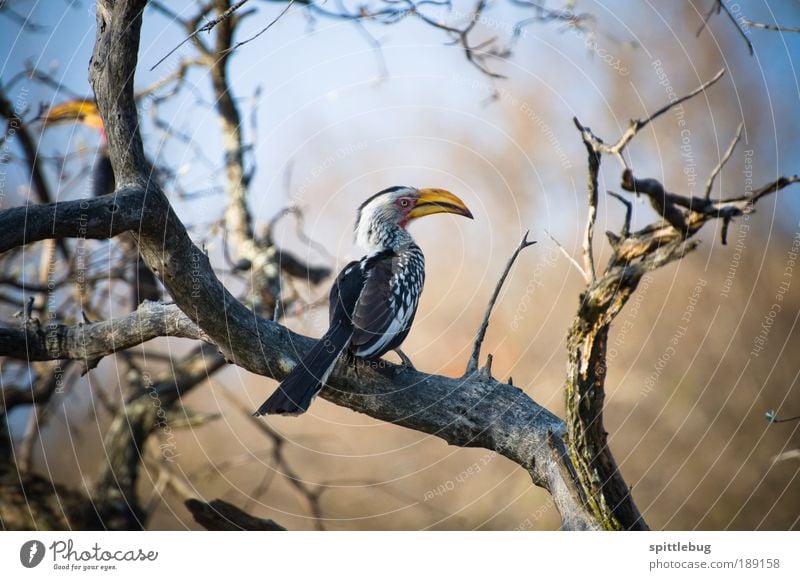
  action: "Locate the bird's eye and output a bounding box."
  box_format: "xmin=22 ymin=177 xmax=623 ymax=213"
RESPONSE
xmin=399 ymin=199 xmax=410 ymax=208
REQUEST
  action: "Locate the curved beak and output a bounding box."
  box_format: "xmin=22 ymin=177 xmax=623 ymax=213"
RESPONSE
xmin=41 ymin=100 xmax=104 ymax=131
xmin=408 ymin=188 xmax=474 ymax=221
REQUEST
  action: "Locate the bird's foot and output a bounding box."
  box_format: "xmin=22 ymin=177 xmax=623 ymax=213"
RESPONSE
xmin=394 ymin=348 xmax=416 ymax=372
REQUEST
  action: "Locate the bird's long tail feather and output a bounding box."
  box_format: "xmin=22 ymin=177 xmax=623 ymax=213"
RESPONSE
xmin=255 ymin=323 xmax=351 ymax=416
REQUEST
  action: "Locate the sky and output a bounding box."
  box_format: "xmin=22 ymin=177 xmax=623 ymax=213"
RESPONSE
xmin=2 ymin=0 xmax=800 ymax=272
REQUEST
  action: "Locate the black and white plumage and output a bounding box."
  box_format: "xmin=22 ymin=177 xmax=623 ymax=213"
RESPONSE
xmin=256 ymin=186 xmax=473 ymax=416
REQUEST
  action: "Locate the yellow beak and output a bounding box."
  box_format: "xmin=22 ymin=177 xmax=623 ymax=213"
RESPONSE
xmin=408 ymin=188 xmax=474 ymax=220
xmin=41 ymin=100 xmax=104 ymax=131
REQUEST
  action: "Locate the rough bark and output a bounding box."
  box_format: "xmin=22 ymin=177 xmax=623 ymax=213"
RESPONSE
xmin=185 ymin=498 xmax=286 ymax=531
xmin=0 ymin=301 xmax=207 ymax=368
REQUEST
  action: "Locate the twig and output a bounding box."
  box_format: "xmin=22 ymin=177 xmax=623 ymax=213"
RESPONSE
xmin=704 ymin=121 xmax=744 ymax=200
xmin=0 ymin=2 xmax=47 ymax=31
xmin=742 ymin=19 xmax=800 ymax=33
xmin=614 ymin=68 xmax=726 ymax=155
xmin=567 ymin=71 xmax=727 ymax=172
xmin=607 ymin=192 xmax=632 ymax=237
xmin=695 ymin=0 xmax=721 ymax=39
xmin=545 ymin=229 xmax=589 ymax=283
xmin=765 ymin=410 xmax=800 ymax=424
xmin=150 ymin=0 xmax=251 ymax=70
xmin=465 ymin=231 xmax=536 ymax=375
xmin=749 ymin=175 xmax=800 ymax=204
xmin=717 ymin=1 xmax=754 ymax=55
xmin=221 ymin=0 xmax=297 ymax=55
xmin=771 ymin=450 xmax=800 ymax=464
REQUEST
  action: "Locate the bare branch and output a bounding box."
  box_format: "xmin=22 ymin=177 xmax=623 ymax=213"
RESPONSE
xmin=544 ymin=229 xmax=589 ymax=283
xmin=0 ymin=301 xmax=208 ymax=368
xmin=185 ymin=498 xmax=286 ymax=530
xmin=703 ymin=121 xmax=744 ymax=200
xmin=574 ymin=117 xmax=601 ymax=281
xmin=621 ymin=169 xmax=688 ymax=232
xmin=93 ymin=341 xmax=226 ymax=529
xmin=716 ymin=1 xmax=754 ymax=55
xmin=742 ymin=19 xmax=800 ymax=33
xmin=620 ymin=169 xmax=800 ymax=244
xmin=219 ymin=388 xmax=325 ymax=528
xmin=150 ymin=0 xmax=251 ymax=70
xmin=607 ymin=191 xmax=632 ymax=237
xmin=465 ymin=231 xmax=536 ymax=375
xmin=81 ymin=3 xmax=604 ymax=529
xmin=0 ymin=362 xmax=70 ymax=415
xmin=766 ymin=410 xmax=800 ymax=424
xmin=614 ymin=68 xmax=726 ymax=156
xmin=560 ymin=66 xmax=735 ymax=530
xmin=221 ymin=0 xmax=297 ymax=55
xmin=698 ymin=0 xmax=800 ymax=54
xmin=0 ymin=186 xmax=146 ymax=253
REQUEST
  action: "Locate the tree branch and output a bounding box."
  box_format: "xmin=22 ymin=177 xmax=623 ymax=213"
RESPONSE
xmin=0 ymin=186 xmax=147 ymax=253
xmin=0 ymin=301 xmax=208 ymax=370
xmin=573 ymin=69 xmax=727 ymax=171
xmin=185 ymin=498 xmax=286 ymax=530
xmin=545 ymin=230 xmax=589 ymax=283
xmin=575 ymin=117 xmax=600 ymax=281
xmin=703 ymin=121 xmax=744 ymax=200
xmin=465 ymin=231 xmax=535 ymax=375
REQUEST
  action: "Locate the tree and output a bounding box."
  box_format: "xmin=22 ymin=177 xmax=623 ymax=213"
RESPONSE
xmin=1 ymin=0 xmax=798 ymax=530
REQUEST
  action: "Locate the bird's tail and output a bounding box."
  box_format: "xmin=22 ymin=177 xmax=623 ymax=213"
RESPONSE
xmin=256 ymin=323 xmax=351 ymax=416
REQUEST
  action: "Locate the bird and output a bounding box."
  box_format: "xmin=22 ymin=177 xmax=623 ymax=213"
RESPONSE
xmin=256 ymin=186 xmax=473 ymax=416
xmin=41 ymin=99 xmax=161 ymax=306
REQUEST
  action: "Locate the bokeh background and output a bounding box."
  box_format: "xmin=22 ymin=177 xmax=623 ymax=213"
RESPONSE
xmin=1 ymin=0 xmax=799 ymax=530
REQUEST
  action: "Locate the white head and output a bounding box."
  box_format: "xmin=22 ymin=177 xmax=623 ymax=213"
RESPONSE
xmin=354 ymin=186 xmax=473 ymax=253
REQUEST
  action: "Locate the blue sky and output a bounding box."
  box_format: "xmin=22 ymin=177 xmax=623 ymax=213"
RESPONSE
xmin=2 ymin=0 xmax=800 ymax=254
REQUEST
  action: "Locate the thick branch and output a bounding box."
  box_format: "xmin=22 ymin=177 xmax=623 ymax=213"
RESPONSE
xmin=0 ymin=301 xmax=207 ymax=366
xmin=90 ymin=1 xmax=149 ymax=186
xmin=565 ymin=238 xmax=697 ymax=530
xmin=185 ymin=498 xmax=286 ymax=531
xmin=620 ymin=169 xmax=800 ymax=245
xmin=0 ymin=186 xmax=145 ymax=253
xmin=560 ymin=67 xmax=728 ymax=532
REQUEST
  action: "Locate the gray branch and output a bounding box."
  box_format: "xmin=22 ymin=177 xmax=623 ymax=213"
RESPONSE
xmin=0 ymin=301 xmax=208 ymax=369
xmin=0 ymin=186 xmax=146 ymax=253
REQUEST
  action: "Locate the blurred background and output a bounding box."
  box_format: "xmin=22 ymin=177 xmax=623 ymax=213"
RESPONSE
xmin=1 ymin=0 xmax=799 ymax=530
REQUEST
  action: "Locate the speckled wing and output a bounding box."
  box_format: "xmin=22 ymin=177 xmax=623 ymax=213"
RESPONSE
xmin=349 ymin=248 xmax=424 ymax=359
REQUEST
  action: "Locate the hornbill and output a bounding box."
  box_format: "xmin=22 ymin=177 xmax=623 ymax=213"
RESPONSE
xmin=42 ymin=99 xmax=161 ymax=306
xmin=256 ymin=186 xmax=473 ymax=416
